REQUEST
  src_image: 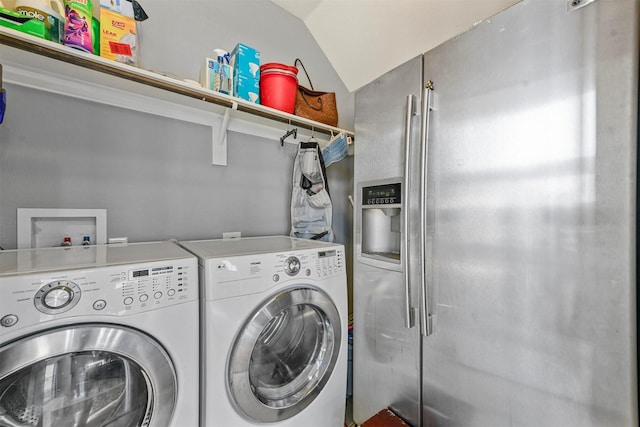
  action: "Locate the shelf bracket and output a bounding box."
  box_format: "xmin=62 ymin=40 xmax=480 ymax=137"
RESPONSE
xmin=212 ymin=101 xmax=238 ymax=166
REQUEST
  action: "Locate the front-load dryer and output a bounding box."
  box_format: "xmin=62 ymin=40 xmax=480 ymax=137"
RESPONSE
xmin=0 ymin=241 xmax=199 ymax=427
xmin=179 ymin=236 xmax=347 ymax=427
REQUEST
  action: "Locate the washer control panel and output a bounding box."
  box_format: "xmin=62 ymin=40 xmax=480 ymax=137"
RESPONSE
xmin=1 ymin=257 xmax=197 ymax=330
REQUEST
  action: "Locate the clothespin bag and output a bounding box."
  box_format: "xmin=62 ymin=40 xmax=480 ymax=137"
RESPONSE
xmin=290 ymin=141 xmax=334 ymax=242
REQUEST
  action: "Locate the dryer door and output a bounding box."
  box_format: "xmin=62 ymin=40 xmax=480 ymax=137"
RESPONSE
xmin=228 ymin=286 xmax=342 ymax=422
xmin=0 ymin=324 xmax=177 ymax=427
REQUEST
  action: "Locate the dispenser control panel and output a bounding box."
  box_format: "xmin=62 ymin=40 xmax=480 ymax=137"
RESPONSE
xmin=362 ymin=182 xmax=402 ymax=205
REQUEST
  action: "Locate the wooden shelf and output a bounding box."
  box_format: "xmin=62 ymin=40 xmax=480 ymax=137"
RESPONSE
xmin=0 ymin=27 xmax=354 ymax=164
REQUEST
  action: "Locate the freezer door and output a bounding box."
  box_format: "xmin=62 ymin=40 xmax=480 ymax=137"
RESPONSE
xmin=353 ymin=55 xmax=423 ymax=426
xmin=422 ymin=0 xmax=638 ymax=426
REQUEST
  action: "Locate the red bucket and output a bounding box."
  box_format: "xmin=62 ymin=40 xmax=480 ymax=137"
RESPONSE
xmin=259 ymin=63 xmax=298 ymax=113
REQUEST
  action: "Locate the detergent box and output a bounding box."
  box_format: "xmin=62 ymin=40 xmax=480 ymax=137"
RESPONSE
xmin=0 ymin=7 xmax=50 ymax=40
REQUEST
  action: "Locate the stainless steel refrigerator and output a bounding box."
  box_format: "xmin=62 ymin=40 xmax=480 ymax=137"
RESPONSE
xmin=352 ymin=1 xmax=638 ymax=426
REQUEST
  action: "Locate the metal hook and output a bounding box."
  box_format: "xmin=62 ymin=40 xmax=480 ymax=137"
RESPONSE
xmin=280 ymin=128 xmax=297 ymax=146
xmin=307 ymin=126 xmax=318 ymax=143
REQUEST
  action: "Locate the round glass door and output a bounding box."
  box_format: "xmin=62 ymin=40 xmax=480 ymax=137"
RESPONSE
xmin=228 ymin=287 xmax=342 ymax=422
xmin=0 ymin=324 xmax=177 ymax=427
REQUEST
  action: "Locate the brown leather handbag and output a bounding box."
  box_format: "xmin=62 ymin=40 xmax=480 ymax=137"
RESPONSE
xmin=294 ymin=58 xmax=339 ymax=127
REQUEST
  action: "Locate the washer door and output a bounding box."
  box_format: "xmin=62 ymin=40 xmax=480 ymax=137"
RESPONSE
xmin=0 ymin=324 xmax=177 ymax=427
xmin=228 ymin=287 xmax=342 ymax=422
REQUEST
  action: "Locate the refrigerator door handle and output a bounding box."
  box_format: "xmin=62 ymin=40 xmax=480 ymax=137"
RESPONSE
xmin=403 ymin=94 xmax=417 ymax=329
xmin=420 ymin=82 xmax=434 ymax=337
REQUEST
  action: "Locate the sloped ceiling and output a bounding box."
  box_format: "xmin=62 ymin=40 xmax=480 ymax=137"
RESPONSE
xmin=271 ymin=0 xmax=521 ymax=92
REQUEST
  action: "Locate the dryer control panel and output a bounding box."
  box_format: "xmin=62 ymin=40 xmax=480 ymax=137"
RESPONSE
xmin=313 ymin=248 xmax=345 ymax=278
xmin=205 ymin=245 xmax=345 ymax=300
xmin=0 ymin=257 xmax=197 ymax=331
xmin=273 ymin=247 xmax=346 ymax=282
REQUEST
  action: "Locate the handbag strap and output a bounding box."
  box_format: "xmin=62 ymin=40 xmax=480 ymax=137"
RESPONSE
xmin=294 ymin=58 xmax=314 ymax=90
xmin=300 ymin=89 xmax=323 ymax=111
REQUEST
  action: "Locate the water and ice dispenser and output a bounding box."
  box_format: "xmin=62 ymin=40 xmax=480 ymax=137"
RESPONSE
xmin=356 ymin=179 xmax=403 ymax=271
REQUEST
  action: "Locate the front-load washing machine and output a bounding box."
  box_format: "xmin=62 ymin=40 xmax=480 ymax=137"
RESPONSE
xmin=179 ymin=236 xmax=347 ymax=427
xmin=0 ymin=241 xmax=199 ymax=427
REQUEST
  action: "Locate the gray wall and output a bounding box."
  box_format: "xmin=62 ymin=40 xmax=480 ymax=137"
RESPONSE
xmin=138 ymin=0 xmax=355 ymax=129
xmin=0 ymin=0 xmax=354 ymax=253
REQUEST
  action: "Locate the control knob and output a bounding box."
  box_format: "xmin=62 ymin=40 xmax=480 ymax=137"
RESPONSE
xmin=284 ymin=256 xmax=301 ymax=276
xmin=34 ymin=280 xmax=81 ymax=314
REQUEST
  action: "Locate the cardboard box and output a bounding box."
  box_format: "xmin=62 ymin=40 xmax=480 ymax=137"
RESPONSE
xmin=234 ymin=73 xmax=259 ymax=104
xmin=99 ymin=7 xmax=137 ymax=66
xmin=99 ymin=0 xmax=134 ymax=17
xmin=0 ymin=8 xmax=50 ymax=40
xmin=201 ymin=57 xmax=232 ymax=95
xmin=230 ymin=43 xmax=260 ymax=103
xmin=230 ymin=43 xmax=260 ymax=80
